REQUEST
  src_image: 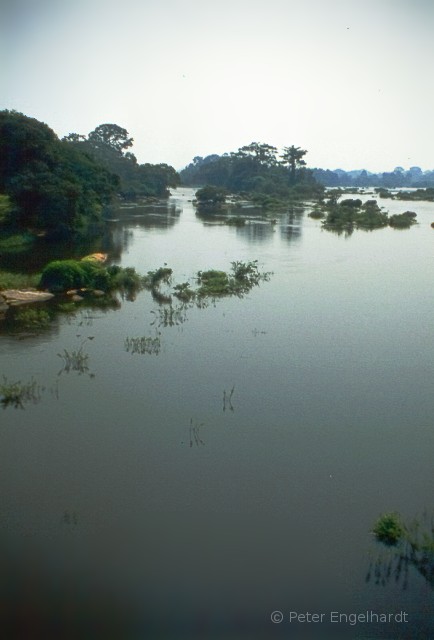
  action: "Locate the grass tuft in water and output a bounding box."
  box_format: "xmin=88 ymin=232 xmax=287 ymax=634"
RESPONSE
xmin=124 ymin=334 xmax=161 ymax=355
xmin=0 ymin=376 xmax=44 ymax=409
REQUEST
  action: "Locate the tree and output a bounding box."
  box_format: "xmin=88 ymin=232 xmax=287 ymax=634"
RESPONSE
xmin=63 ymin=123 xmax=180 ymax=199
xmin=88 ymin=124 xmax=133 ymax=155
xmin=195 ymin=185 xmax=227 ymax=206
xmin=0 ymin=110 xmax=118 ymax=237
xmin=280 ymin=146 xmax=307 ymax=183
xmin=233 ymin=142 xmax=278 ymax=167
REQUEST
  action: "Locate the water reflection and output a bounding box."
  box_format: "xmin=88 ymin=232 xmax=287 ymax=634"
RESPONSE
xmin=111 ymin=202 xmax=181 ymax=230
xmin=279 ymin=205 xmax=305 ymax=242
xmin=195 ymin=205 xmax=277 ymax=244
xmin=223 ymin=385 xmax=235 ymax=412
xmin=189 ymin=418 xmax=205 ymax=447
xmin=150 ymin=304 xmax=189 ymax=328
xmin=57 ymin=338 xmax=94 ymax=377
xmin=235 ymin=220 xmax=275 ymax=244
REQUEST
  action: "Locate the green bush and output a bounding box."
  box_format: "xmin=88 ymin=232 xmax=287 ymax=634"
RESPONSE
xmin=108 ymin=265 xmax=143 ymax=291
xmin=373 ymin=512 xmax=405 ymax=546
xmin=197 ymin=270 xmax=231 ymax=296
xmin=195 ymin=185 xmax=227 ymax=206
xmin=39 ymin=259 xmax=146 ymax=295
xmin=388 ymin=211 xmax=417 ymax=228
xmin=39 ymin=260 xmax=99 ymax=292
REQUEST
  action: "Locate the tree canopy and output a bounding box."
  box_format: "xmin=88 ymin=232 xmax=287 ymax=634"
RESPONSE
xmin=0 ymin=110 xmax=118 ymax=238
xmin=180 ymin=142 xmax=323 ymax=199
xmin=63 ymin=124 xmax=180 ymax=199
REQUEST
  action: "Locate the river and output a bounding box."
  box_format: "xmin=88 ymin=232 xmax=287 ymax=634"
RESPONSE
xmin=1 ymin=187 xmax=433 ymax=639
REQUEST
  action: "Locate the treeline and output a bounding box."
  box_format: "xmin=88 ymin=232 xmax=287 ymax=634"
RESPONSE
xmin=63 ymin=124 xmax=179 ymax=199
xmin=312 ymin=166 xmax=434 ymax=188
xmin=179 ymin=143 xmax=324 ymax=199
xmin=0 ymin=111 xmax=179 ymax=240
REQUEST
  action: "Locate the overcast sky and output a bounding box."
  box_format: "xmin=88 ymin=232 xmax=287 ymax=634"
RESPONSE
xmin=2 ymin=0 xmax=433 ymax=171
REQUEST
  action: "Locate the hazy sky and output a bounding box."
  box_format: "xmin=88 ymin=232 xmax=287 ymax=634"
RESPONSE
xmin=2 ymin=0 xmax=434 ymax=171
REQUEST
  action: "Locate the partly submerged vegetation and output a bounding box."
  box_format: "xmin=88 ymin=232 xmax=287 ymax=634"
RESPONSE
xmin=0 ymin=376 xmax=44 ymax=409
xmin=57 ymin=340 xmax=91 ymax=376
xmin=376 ymin=187 xmax=434 ymax=201
xmin=124 ymin=335 xmax=161 ymax=356
xmin=317 ymin=198 xmax=417 ymax=233
xmin=373 ymin=512 xmax=405 ymax=546
xmin=181 ymin=143 xmax=324 ymax=204
xmin=197 ymin=261 xmax=269 ymax=298
xmin=370 ymin=511 xmax=434 ymax=588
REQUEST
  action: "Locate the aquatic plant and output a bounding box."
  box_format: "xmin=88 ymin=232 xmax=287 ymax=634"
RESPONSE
xmin=124 ymin=334 xmax=161 ymax=355
xmin=173 ymin=282 xmax=196 ymax=302
xmin=373 ymin=512 xmax=405 ymax=546
xmin=196 ymin=260 xmax=268 ymax=298
xmin=369 ymin=510 xmax=434 ymax=589
xmin=143 ymin=266 xmax=173 ymax=289
xmin=57 ymin=341 xmax=90 ymax=375
xmin=0 ymin=376 xmax=44 ymax=409
xmin=197 ymin=270 xmax=231 ymax=297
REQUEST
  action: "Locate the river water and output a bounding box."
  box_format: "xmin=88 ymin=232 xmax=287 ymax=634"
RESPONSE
xmin=0 ymin=188 xmax=433 ymax=639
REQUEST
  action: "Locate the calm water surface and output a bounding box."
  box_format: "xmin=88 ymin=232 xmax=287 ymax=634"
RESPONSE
xmin=1 ymin=188 xmax=433 ymax=639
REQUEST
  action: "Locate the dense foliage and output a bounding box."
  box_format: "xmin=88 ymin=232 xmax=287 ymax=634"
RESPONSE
xmin=180 ymin=142 xmax=324 ymax=199
xmin=63 ymin=123 xmax=180 ymax=199
xmin=313 ymin=166 xmax=434 ymax=188
xmin=0 ymin=110 xmax=118 ymax=239
xmin=39 ymin=258 xmax=143 ymax=294
xmin=318 ymin=197 xmax=417 ymax=232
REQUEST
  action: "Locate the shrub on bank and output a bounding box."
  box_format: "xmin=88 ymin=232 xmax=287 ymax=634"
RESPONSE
xmin=39 ymin=259 xmax=144 ymax=294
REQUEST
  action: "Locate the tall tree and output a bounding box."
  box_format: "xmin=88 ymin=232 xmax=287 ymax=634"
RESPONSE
xmin=280 ymin=146 xmax=307 ymax=183
xmin=233 ymin=142 xmax=278 ymax=167
xmin=88 ymin=124 xmax=133 ymax=155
